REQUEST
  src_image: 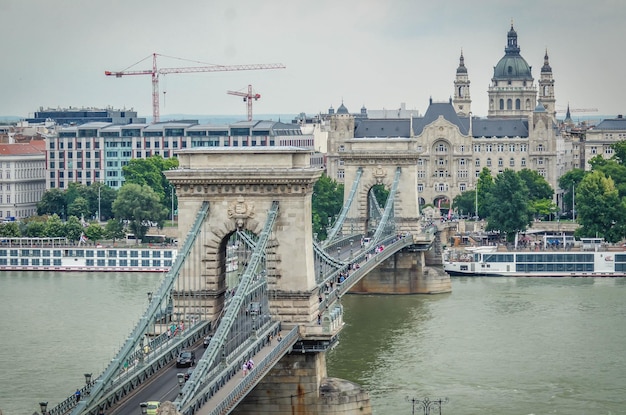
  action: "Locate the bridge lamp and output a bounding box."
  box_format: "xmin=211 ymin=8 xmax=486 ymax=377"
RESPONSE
xmin=84 ymin=373 xmax=92 ymax=386
xmin=337 ymin=246 xmax=341 ymax=259
xmin=39 ymin=401 xmax=48 ymax=414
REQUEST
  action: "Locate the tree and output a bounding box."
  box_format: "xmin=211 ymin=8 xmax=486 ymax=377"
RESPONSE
xmin=476 ymin=167 xmax=495 ymax=218
xmin=67 ymin=196 xmax=90 ymax=220
xmin=517 ymin=169 xmax=553 ymax=201
xmin=452 ymin=190 xmax=476 ymax=218
xmin=112 ymin=184 xmax=168 ymax=243
xmin=64 ymin=216 xmax=84 ymax=242
xmin=371 ymin=184 xmax=389 ymax=208
xmin=122 ymin=155 xmax=179 ymax=219
xmin=311 ymin=174 xmax=344 ymax=241
xmin=44 ymin=214 xmax=65 ymax=238
xmin=84 ymin=223 xmax=104 ymax=242
xmin=574 ymin=170 xmax=625 ymax=243
xmin=484 ymin=169 xmax=532 ymax=242
xmin=37 ymin=189 xmax=66 ymax=217
xmin=588 ymin=154 xmax=626 ymax=198
xmin=22 ymin=220 xmax=46 ymax=237
xmin=0 ymin=222 xmax=20 ymax=237
xmin=104 ymin=219 xmax=126 ymax=241
xmin=558 ymin=169 xmax=586 ymax=216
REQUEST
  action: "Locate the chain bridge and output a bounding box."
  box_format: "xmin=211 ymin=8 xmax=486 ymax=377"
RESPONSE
xmin=49 ymin=147 xmax=450 ymax=415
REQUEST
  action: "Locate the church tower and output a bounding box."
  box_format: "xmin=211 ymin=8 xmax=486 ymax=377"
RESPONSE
xmin=488 ymin=23 xmax=537 ymax=118
xmin=538 ymin=50 xmax=556 ymax=120
xmin=453 ymin=51 xmax=471 ymax=116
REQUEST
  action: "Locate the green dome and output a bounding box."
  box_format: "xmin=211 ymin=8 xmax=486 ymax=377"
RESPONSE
xmin=493 ymin=24 xmax=533 ymax=80
xmin=493 ymin=55 xmax=532 ymax=79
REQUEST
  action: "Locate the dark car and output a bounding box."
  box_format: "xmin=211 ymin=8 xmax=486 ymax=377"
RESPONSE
xmin=203 ymin=335 xmax=212 ymax=348
xmin=176 ymin=350 xmax=196 ymax=368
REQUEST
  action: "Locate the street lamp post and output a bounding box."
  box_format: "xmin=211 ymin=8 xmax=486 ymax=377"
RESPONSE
xmin=84 ymin=373 xmax=92 ymax=395
xmin=171 ymin=186 xmax=175 ymax=224
xmin=177 ymin=373 xmax=186 ymax=397
xmin=97 ymin=184 xmax=101 ymax=222
xmin=406 ymin=397 xmax=449 ymax=415
xmin=337 ymin=246 xmax=341 ymax=260
xmin=39 ymin=401 xmax=48 ymax=415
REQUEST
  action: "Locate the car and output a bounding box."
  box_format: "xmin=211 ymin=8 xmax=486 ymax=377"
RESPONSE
xmin=140 ymin=401 xmax=160 ymax=415
xmin=176 ymin=350 xmax=196 ymax=368
xmin=361 ymin=237 xmax=372 ymax=247
xmin=246 ymin=302 xmax=261 ymax=316
xmin=203 ymin=335 xmax=212 ymax=348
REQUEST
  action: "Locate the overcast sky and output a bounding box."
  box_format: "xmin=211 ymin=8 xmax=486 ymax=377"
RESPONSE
xmin=2 ymin=0 xmax=624 ymax=121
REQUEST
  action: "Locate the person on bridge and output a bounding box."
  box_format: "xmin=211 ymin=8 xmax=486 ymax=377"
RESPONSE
xmin=242 ymin=361 xmax=248 ymax=377
xmin=75 ymin=389 xmax=81 ymax=402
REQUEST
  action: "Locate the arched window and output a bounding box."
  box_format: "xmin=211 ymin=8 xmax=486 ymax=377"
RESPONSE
xmin=499 ymin=99 xmax=504 ymax=110
xmin=507 ymin=99 xmax=513 ymax=110
xmin=515 ymin=99 xmax=521 ymax=109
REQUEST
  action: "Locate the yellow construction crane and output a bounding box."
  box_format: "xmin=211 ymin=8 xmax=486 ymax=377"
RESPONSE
xmin=105 ymin=53 xmax=285 ymax=123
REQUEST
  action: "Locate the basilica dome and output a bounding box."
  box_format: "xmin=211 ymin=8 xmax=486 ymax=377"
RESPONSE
xmin=492 ymin=24 xmax=533 ymax=80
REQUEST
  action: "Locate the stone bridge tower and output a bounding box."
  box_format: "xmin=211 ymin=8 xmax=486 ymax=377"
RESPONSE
xmin=165 ymin=147 xmax=372 ymax=415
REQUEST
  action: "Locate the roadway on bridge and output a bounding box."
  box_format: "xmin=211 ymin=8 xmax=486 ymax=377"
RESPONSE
xmin=110 ymin=332 xmax=286 ymax=415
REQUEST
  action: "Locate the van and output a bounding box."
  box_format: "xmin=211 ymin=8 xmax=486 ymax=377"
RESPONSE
xmin=361 ymin=237 xmax=372 ymax=247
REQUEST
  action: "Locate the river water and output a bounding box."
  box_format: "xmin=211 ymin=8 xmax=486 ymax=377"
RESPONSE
xmin=1 ymin=272 xmax=625 ymax=415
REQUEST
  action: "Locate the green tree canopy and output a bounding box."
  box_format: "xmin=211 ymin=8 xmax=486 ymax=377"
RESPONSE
xmin=67 ymin=196 xmax=90 ymax=221
xmin=558 ymin=168 xmax=586 ymax=215
xmin=112 ymin=184 xmax=168 ymax=242
xmin=477 ymin=167 xmax=495 ymax=219
xmin=517 ymin=168 xmax=553 ymax=201
xmin=104 ymin=219 xmax=126 ymax=241
xmin=0 ymin=222 xmax=20 ymax=237
xmin=311 ymin=174 xmax=344 ymax=241
xmin=64 ymin=216 xmax=84 ymax=242
xmin=84 ymin=223 xmax=104 ymax=242
xmin=574 ymin=170 xmax=625 ymax=243
xmin=37 ymin=189 xmax=66 ymax=217
xmin=122 ymin=155 xmax=179 ymax=218
xmin=452 ymin=190 xmax=476 ymax=218
xmin=484 ymin=169 xmax=532 ymax=241
xmin=44 ymin=214 xmax=65 ymax=237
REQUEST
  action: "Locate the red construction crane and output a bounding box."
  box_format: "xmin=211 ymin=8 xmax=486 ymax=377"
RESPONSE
xmin=227 ymin=85 xmax=261 ymax=121
xmin=105 ymin=53 xmax=285 ymax=123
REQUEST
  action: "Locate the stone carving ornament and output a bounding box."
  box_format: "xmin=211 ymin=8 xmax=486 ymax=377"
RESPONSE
xmin=373 ymin=165 xmax=386 ymax=184
xmin=228 ymin=196 xmax=255 ymax=228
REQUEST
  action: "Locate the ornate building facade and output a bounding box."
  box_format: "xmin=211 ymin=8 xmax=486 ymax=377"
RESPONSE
xmin=327 ymin=24 xmax=565 ymax=210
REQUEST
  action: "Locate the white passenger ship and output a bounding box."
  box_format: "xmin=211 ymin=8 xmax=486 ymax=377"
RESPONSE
xmin=0 ymin=237 xmax=177 ymax=272
xmin=444 ymin=238 xmax=626 ymax=277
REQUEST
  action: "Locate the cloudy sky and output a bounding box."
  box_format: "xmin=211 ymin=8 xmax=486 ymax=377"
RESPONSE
xmin=2 ymin=0 xmax=624 ymax=121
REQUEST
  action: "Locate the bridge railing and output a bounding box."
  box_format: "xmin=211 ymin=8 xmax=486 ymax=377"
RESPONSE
xmin=177 ymin=201 xmax=280 ymax=409
xmin=201 ymin=325 xmax=300 ymax=415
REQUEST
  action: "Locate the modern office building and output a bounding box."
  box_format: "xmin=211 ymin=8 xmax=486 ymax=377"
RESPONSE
xmin=0 ymin=140 xmax=46 ymax=220
xmin=47 ymin=120 xmax=317 ymax=190
xmin=25 ymin=106 xmax=145 ymax=125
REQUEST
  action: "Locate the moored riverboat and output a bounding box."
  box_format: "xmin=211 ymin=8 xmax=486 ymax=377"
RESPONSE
xmin=444 ymin=242 xmax=626 ymax=277
xmin=0 ymin=237 xmax=177 ymax=272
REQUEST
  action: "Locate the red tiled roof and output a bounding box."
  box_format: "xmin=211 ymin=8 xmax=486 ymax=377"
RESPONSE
xmin=0 ymin=140 xmax=46 ymax=156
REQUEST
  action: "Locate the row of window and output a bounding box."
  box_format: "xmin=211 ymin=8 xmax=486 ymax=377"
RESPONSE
xmin=0 ymin=258 xmax=172 ymax=267
xmin=0 ymin=249 xmax=174 ymax=258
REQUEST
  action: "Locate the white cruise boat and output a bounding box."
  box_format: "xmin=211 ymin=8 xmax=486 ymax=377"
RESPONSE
xmin=444 ymin=239 xmax=625 ymax=277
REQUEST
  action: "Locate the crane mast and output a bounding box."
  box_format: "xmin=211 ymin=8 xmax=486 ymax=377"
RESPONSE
xmin=105 ymin=53 xmax=285 ymax=122
xmin=227 ymin=84 xmax=261 ymax=121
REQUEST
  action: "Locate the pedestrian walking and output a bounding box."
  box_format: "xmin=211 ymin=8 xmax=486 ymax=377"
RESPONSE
xmin=75 ymin=389 xmax=81 ymax=402
xmin=242 ymin=361 xmax=248 ymax=377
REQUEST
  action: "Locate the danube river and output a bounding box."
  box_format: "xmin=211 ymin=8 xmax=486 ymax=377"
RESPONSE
xmin=2 ymin=272 xmax=626 ymax=414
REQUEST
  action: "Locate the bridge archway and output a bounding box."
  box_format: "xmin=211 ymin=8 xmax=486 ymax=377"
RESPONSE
xmin=340 ymin=138 xmax=421 ymax=234
xmin=165 ymin=148 xmax=323 ymax=328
